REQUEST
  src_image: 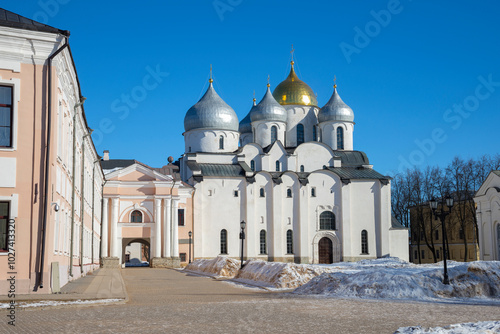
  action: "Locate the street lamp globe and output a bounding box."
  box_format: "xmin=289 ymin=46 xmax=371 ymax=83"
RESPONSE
xmin=240 ymin=221 xmax=246 ymax=229
xmin=188 ymin=231 xmax=192 ymax=238
xmin=445 ymin=196 xmax=454 ymax=209
xmin=429 ymin=198 xmax=438 ymax=211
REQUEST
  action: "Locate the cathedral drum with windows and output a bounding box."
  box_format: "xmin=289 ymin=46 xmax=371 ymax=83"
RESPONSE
xmin=180 ymin=60 xmax=409 ymax=264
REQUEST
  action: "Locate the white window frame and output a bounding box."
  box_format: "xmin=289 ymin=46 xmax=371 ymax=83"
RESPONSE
xmin=0 ymin=77 xmax=20 ymax=151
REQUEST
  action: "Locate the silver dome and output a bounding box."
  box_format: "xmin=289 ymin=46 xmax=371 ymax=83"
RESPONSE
xmin=184 ymin=82 xmax=239 ymax=132
xmin=318 ymin=87 xmax=354 ymax=123
xmin=250 ymin=86 xmax=287 ymax=123
xmin=239 ymin=100 xmax=254 ymax=133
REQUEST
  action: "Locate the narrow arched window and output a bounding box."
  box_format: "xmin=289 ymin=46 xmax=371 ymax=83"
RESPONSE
xmin=337 ymin=127 xmax=344 ymax=150
xmin=286 ymin=230 xmax=293 ymax=254
xmin=287 ymin=188 xmax=292 ymax=198
xmin=260 ymin=230 xmax=267 ymax=254
xmin=260 ymin=188 xmax=265 ymax=197
xmin=220 ymin=229 xmax=228 ymax=254
xmin=319 ymin=211 xmax=335 ymax=230
xmin=312 ymin=126 xmax=317 ymax=141
xmin=271 ymin=126 xmax=277 ymax=143
xmin=131 ymin=210 xmax=143 ymax=223
xmin=219 ymin=135 xmax=224 ymax=150
xmin=275 ymin=160 xmax=280 ymax=172
xmin=250 ymin=160 xmax=255 ymax=171
xmin=361 ymin=230 xmax=368 ymax=254
xmin=300 ymin=165 xmax=304 ymax=172
xmin=297 ymin=123 xmax=304 ymax=145
xmin=311 ymin=187 xmax=316 ymax=197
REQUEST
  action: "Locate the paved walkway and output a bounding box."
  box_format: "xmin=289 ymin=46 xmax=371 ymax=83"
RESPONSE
xmin=2 ymin=268 xmax=500 ymax=333
xmin=0 ymin=268 xmax=127 ymax=302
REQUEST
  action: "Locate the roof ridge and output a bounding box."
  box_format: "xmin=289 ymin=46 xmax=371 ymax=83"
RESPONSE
xmin=0 ymin=7 xmax=69 ymax=35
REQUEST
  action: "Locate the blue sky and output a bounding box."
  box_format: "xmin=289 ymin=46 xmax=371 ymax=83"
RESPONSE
xmin=3 ymin=1 xmax=500 ymax=175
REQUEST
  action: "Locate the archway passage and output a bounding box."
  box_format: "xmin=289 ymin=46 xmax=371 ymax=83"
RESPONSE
xmin=318 ymin=237 xmax=333 ymax=264
xmin=122 ymin=238 xmax=150 ymax=267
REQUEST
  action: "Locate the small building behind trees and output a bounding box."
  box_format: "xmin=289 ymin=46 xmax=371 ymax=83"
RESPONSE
xmin=409 ymin=201 xmax=478 ymax=264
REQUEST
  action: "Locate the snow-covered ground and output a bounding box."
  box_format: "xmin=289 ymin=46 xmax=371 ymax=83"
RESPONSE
xmin=185 ymin=256 xmax=500 ymax=304
xmin=0 ymin=298 xmax=122 ymax=309
xmin=395 ymin=320 xmax=500 ymax=333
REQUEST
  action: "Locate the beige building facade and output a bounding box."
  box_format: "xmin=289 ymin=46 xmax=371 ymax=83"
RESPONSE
xmin=101 ymin=153 xmax=194 ymax=268
xmin=0 ymin=9 xmax=103 ymax=294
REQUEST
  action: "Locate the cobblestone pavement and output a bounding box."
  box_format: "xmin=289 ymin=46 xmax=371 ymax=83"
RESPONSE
xmin=3 ymin=268 xmax=500 ymax=333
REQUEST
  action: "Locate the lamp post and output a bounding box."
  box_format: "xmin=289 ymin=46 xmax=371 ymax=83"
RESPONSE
xmin=188 ymin=231 xmax=192 ymax=264
xmin=239 ymin=221 xmax=246 ymax=269
xmin=429 ymin=196 xmax=454 ymax=285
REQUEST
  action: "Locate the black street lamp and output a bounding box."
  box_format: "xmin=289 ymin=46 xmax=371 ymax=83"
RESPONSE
xmin=239 ymin=221 xmax=246 ymax=269
xmin=429 ymin=196 xmax=454 ymax=285
xmin=188 ymin=231 xmax=192 ymax=264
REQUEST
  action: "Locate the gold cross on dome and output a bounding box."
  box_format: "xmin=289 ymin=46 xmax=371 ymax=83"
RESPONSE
xmin=334 ymin=75 xmax=337 ymax=88
xmin=209 ymin=64 xmax=213 ymax=83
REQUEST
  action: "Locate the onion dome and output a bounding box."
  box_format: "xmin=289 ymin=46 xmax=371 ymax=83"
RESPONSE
xmin=239 ymin=98 xmax=255 ymax=134
xmin=318 ymin=85 xmax=354 ymax=123
xmin=184 ymin=81 xmax=239 ymax=132
xmin=272 ymin=61 xmax=318 ymax=107
xmin=250 ymin=84 xmax=287 ymax=123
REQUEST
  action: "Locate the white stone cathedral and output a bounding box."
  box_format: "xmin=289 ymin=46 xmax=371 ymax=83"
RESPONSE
xmin=180 ymin=60 xmax=409 ymax=264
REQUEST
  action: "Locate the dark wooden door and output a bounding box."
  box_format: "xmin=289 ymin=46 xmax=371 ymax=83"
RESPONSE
xmin=319 ymin=237 xmax=333 ymax=264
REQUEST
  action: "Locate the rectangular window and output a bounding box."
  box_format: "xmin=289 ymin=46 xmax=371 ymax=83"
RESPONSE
xmin=414 ymin=250 xmax=418 ymax=260
xmin=180 ymin=253 xmax=186 ymax=262
xmin=436 ymin=249 xmax=440 ymax=259
xmin=421 ymin=250 xmax=425 ymax=259
xmin=0 ymin=86 xmax=13 ymax=147
xmin=234 ymin=190 xmax=238 ymax=197
xmin=435 ymin=229 xmax=439 ymax=240
xmin=0 ymin=202 xmax=10 ymax=252
xmin=178 ymin=209 xmax=185 ymax=226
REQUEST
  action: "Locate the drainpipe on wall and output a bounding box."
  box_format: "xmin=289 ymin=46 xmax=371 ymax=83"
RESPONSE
xmin=38 ymin=32 xmax=70 ymax=289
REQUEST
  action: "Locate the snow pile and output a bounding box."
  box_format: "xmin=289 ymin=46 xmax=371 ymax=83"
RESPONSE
xmin=236 ymin=260 xmax=333 ymax=289
xmin=294 ymin=260 xmax=500 ymax=301
xmin=184 ymin=256 xmax=240 ymax=278
xmin=395 ymin=320 xmax=500 ymax=333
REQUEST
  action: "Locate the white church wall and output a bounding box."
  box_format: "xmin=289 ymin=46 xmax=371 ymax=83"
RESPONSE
xmin=389 ymin=229 xmax=409 ymax=261
xmin=294 ymin=142 xmax=334 ymax=172
xmin=252 ymin=121 xmax=286 ymax=148
xmin=185 ymin=129 xmax=239 ymax=153
xmin=307 ymin=171 xmax=342 ymax=262
xmin=284 ymin=105 xmax=319 ymax=147
xmin=254 ymin=173 xmax=274 ymax=258
xmin=241 ymin=144 xmax=263 ymax=171
xmin=240 ymin=132 xmax=252 ymax=146
xmin=266 ymin=143 xmax=288 ymax=172
xmin=194 ymin=178 xmax=245 ymax=258
xmin=345 ymin=181 xmax=378 ymax=261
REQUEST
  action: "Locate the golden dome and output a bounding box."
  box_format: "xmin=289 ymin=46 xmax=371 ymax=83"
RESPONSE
xmin=272 ymin=62 xmax=318 ymax=107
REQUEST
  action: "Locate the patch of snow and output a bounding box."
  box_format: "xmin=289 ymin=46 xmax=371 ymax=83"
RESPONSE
xmin=0 ymin=298 xmax=122 ymax=309
xmin=184 ymin=256 xmax=240 ymax=278
xmin=103 ymin=167 xmax=123 ymax=175
xmin=236 ymin=260 xmax=334 ymax=289
xmin=394 ymin=320 xmax=500 ymax=333
xmin=294 ymin=260 xmax=500 ymax=302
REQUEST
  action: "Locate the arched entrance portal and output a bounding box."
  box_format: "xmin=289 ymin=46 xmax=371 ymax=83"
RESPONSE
xmin=318 ymin=237 xmax=333 ymax=264
xmin=122 ymin=238 xmax=150 ymax=267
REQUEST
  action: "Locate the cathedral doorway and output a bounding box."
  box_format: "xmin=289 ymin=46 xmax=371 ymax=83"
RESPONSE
xmin=318 ymin=237 xmax=333 ymax=264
